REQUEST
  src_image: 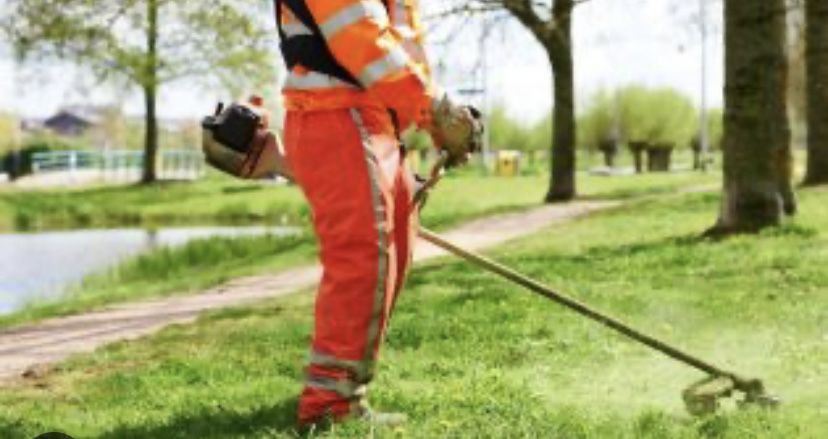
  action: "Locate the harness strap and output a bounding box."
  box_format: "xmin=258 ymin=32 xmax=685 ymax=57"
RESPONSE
xmin=275 ymin=0 xmax=391 ymax=89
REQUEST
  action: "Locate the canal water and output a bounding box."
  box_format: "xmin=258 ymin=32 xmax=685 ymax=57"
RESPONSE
xmin=0 ymin=226 xmax=296 ymax=315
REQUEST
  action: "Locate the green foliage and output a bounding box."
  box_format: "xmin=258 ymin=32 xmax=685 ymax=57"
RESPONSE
xmin=3 ymin=0 xmax=277 ymax=181
xmin=487 ymin=103 xmax=551 ymax=152
xmin=0 ymin=147 xmax=45 ymax=179
xmin=578 ymin=86 xmax=699 ymax=152
xmin=578 ymin=89 xmax=617 ymax=150
xmin=1 ymin=132 xmax=85 ymax=178
xmin=19 ymin=132 xmax=84 ymax=151
xmin=1 ymin=186 xmax=827 ymax=438
xmin=617 ymin=85 xmax=698 ymax=148
xmin=0 ymin=112 xmax=20 ymax=155
xmin=528 ymin=113 xmax=553 ymax=152
xmin=705 ymin=108 xmax=724 ymax=150
xmin=3 ymin=0 xmax=274 ymax=92
xmin=489 ymin=105 xmax=529 ymax=151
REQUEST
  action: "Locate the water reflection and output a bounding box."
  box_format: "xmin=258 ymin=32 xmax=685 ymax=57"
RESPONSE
xmin=0 ymin=226 xmax=297 ymax=314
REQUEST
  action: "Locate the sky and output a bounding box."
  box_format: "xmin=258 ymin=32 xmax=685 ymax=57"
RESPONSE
xmin=0 ymin=0 xmax=724 ymax=123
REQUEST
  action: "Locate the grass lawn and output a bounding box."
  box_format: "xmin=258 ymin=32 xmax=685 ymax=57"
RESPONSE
xmin=1 ymin=185 xmax=825 ymax=438
xmin=0 ymin=171 xmax=717 ymax=328
xmin=0 ymin=168 xmax=716 ymax=232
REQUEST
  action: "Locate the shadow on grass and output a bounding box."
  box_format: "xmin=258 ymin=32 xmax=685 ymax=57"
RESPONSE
xmin=0 ymin=420 xmax=30 ymax=439
xmin=411 ymin=233 xmax=712 ymax=280
xmin=98 ymin=397 xmax=302 ymax=439
xmin=578 ymin=186 xmax=720 ymax=202
xmin=581 ymin=234 xmax=712 ymax=257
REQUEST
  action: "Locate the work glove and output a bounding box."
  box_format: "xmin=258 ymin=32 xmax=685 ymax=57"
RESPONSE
xmin=201 ymin=103 xmax=291 ymax=180
xmin=429 ymin=95 xmax=484 ymax=168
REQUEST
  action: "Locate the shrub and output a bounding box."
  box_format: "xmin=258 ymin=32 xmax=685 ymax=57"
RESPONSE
xmin=577 ymin=89 xmax=617 ymax=151
xmin=0 ymin=113 xmax=21 ymax=155
xmin=579 ymin=86 xmax=700 ymax=151
xmin=617 ymin=86 xmax=698 ymax=149
xmin=1 ymin=133 xmax=85 ymax=178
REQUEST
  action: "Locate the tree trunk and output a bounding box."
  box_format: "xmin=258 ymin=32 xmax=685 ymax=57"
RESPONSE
xmin=803 ymin=0 xmax=828 ymax=185
xmin=141 ymin=0 xmax=159 ymax=184
xmin=142 ymin=86 xmax=158 ymax=183
xmin=710 ymin=0 xmax=793 ymax=235
xmin=544 ymin=10 xmax=576 ymax=202
xmin=629 ymin=141 xmax=647 ymax=174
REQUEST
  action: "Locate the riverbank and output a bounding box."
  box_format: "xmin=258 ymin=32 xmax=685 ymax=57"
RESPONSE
xmin=0 ymin=171 xmax=718 ymax=328
xmin=0 ymin=232 xmax=317 ymax=328
xmin=0 ymin=175 xmax=306 ymax=231
xmin=2 ymin=187 xmax=825 ymax=438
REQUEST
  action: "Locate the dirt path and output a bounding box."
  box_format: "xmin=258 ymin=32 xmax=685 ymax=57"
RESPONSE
xmin=0 ymin=200 xmax=617 ymax=382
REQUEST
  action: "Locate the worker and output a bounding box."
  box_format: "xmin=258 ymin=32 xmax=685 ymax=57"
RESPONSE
xmin=274 ymin=0 xmax=483 ymax=428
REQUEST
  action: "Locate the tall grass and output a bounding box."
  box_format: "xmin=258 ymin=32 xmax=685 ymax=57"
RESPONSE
xmin=0 ymin=232 xmax=317 ymax=327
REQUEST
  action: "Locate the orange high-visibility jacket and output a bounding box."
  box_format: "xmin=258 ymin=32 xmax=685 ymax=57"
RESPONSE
xmin=278 ymin=0 xmax=436 ymax=130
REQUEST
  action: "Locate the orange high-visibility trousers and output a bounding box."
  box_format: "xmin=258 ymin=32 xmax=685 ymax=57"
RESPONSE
xmin=284 ymin=105 xmax=417 ymax=424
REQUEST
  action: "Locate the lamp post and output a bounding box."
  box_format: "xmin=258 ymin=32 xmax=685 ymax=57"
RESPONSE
xmin=458 ymin=24 xmax=491 ymax=173
xmin=699 ymin=0 xmax=710 ymax=171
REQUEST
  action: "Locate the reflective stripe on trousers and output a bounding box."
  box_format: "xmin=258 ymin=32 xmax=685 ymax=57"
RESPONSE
xmin=285 ymin=106 xmax=416 ymax=423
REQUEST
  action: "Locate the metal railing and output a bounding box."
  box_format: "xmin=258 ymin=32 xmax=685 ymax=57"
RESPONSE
xmin=31 ymin=149 xmax=205 ymax=181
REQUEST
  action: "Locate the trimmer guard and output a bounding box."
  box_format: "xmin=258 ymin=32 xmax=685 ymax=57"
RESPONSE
xmin=683 ymin=375 xmax=780 ymax=416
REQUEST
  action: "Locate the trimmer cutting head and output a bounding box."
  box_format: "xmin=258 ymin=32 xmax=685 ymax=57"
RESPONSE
xmin=682 ymin=375 xmax=781 ymax=416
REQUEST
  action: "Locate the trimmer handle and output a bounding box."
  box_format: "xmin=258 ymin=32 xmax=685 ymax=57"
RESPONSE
xmin=412 ymin=150 xmax=449 ymax=208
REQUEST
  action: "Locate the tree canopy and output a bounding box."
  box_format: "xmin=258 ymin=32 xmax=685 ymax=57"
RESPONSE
xmin=3 ymin=0 xmax=277 ymax=182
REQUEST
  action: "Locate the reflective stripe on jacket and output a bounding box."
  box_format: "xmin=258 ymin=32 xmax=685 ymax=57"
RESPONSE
xmin=280 ymin=0 xmax=435 ymax=129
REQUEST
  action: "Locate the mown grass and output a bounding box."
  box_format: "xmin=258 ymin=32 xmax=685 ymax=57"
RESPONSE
xmin=0 ymin=167 xmax=717 ymax=232
xmin=424 ymin=170 xmax=717 ymax=230
xmin=1 ymin=186 xmax=825 ymax=438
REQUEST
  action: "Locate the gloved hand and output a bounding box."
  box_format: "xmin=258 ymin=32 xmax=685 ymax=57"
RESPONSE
xmin=202 ymin=127 xmax=291 ymax=180
xmin=429 ymin=95 xmax=484 ymax=168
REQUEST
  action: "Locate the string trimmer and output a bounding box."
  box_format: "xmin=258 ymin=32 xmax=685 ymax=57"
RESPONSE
xmin=414 ymin=153 xmax=780 ymax=416
xmin=199 ymin=101 xmax=779 ymax=416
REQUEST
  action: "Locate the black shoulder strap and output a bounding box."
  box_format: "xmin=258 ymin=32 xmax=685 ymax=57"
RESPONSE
xmin=275 ymin=0 xmax=286 ymax=41
xmin=278 ymin=0 xmax=320 ymax=35
xmin=276 ymin=0 xmax=392 ymax=40
xmin=275 ymin=0 xmax=376 ymax=88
